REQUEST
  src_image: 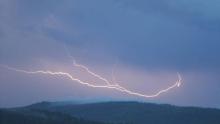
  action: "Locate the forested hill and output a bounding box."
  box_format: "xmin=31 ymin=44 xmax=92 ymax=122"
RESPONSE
xmin=0 ymin=108 xmax=108 ymax=124
xmin=26 ymin=101 xmax=220 ymax=124
xmin=1 ymin=101 xmax=220 ymax=124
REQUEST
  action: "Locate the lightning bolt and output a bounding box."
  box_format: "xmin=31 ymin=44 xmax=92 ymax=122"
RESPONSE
xmin=72 ymin=60 xmax=127 ymax=91
xmin=1 ymin=63 xmax=182 ymax=98
xmin=73 ymin=60 xmax=111 ymax=85
xmin=71 ymin=60 xmax=182 ymax=97
xmin=64 ymin=45 xmax=124 ymax=89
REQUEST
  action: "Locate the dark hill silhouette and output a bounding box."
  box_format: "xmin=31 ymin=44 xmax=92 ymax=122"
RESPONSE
xmin=24 ymin=101 xmax=220 ymax=124
xmin=0 ymin=108 xmax=108 ymax=124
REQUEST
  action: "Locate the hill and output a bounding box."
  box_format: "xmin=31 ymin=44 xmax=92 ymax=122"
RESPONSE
xmin=0 ymin=108 xmax=108 ymax=124
xmin=24 ymin=101 xmax=220 ymax=124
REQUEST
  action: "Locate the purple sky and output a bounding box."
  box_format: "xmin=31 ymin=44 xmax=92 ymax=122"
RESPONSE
xmin=0 ymin=0 xmax=220 ymax=108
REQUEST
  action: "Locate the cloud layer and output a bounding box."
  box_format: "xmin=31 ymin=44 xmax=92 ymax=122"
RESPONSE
xmin=0 ymin=0 xmax=220 ymax=108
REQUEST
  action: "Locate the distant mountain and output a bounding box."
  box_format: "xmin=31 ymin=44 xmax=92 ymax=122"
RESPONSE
xmin=0 ymin=108 xmax=108 ymax=124
xmin=25 ymin=101 xmax=220 ymax=124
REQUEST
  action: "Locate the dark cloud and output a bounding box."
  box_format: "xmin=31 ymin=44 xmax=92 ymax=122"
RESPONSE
xmin=0 ymin=0 xmax=220 ymax=108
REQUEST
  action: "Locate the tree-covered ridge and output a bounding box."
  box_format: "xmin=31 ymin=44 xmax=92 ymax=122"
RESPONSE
xmin=27 ymin=101 xmax=220 ymax=124
xmin=1 ymin=101 xmax=220 ymax=124
xmin=0 ymin=108 xmax=108 ymax=124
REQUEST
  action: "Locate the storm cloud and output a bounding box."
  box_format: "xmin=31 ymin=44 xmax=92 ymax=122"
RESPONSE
xmin=0 ymin=0 xmax=220 ymax=108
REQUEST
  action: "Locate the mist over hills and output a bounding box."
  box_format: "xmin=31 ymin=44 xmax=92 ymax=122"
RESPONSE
xmin=1 ymin=101 xmax=219 ymax=124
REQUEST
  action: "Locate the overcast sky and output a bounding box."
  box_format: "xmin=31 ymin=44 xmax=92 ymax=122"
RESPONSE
xmin=0 ymin=0 xmax=220 ymax=108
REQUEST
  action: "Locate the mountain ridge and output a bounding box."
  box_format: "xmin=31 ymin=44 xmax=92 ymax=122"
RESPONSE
xmin=20 ymin=101 xmax=220 ymax=124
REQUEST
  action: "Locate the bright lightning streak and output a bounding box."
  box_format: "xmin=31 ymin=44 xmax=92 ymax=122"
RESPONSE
xmin=71 ymin=60 xmax=181 ymax=97
xmin=64 ymin=45 xmax=117 ymax=87
xmin=72 ymin=60 xmax=127 ymax=91
xmin=1 ymin=65 xmax=119 ymax=88
xmin=73 ymin=60 xmax=111 ymax=85
xmin=65 ymin=45 xmax=125 ymax=91
xmin=64 ymin=46 xmax=118 ymax=87
xmin=1 ymin=64 xmax=182 ymax=98
xmin=64 ymin=45 xmax=123 ymax=89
